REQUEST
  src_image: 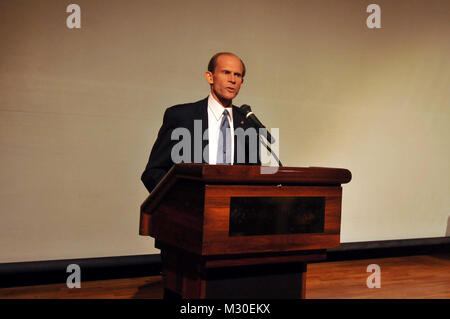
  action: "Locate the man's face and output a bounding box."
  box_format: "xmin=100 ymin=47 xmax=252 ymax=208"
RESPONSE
xmin=205 ymin=54 xmax=244 ymax=107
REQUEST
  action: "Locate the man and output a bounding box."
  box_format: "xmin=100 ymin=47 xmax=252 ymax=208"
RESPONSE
xmin=141 ymin=52 xmax=261 ymax=193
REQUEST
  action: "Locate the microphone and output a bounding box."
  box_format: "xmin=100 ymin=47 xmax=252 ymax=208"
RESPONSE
xmin=239 ymin=104 xmax=275 ymax=144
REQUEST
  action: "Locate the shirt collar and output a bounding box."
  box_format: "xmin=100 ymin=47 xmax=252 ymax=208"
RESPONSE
xmin=208 ymin=93 xmax=233 ymax=123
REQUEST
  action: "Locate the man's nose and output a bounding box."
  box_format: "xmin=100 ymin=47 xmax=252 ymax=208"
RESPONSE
xmin=228 ymin=74 xmax=236 ymax=83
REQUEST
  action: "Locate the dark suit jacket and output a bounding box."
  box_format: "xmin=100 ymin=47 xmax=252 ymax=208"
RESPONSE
xmin=141 ymin=98 xmax=261 ymax=192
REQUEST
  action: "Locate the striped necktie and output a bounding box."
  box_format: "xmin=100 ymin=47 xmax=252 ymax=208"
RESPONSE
xmin=217 ymin=109 xmax=231 ymax=164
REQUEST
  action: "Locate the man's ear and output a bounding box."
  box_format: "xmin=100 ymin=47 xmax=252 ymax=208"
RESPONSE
xmin=205 ymin=71 xmax=214 ymax=85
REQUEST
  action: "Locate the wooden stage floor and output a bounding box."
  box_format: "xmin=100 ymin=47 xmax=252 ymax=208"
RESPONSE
xmin=1 ymin=253 xmax=449 ymax=299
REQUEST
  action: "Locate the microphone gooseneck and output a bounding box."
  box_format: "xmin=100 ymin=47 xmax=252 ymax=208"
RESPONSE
xmin=238 ymin=104 xmax=282 ymax=167
xmin=239 ymin=104 xmax=275 ymax=144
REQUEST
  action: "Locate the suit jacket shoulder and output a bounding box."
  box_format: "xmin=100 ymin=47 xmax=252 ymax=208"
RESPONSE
xmin=164 ymin=98 xmax=208 ymax=121
xmin=141 ymin=98 xmax=208 ymax=192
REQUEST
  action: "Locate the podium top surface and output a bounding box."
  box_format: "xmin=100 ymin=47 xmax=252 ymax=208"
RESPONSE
xmin=167 ymin=164 xmax=351 ymax=184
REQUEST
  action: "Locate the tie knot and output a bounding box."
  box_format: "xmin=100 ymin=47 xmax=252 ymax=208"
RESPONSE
xmin=223 ymin=109 xmax=229 ymax=117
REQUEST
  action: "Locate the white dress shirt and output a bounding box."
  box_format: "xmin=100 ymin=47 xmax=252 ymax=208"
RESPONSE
xmin=207 ymin=94 xmax=234 ymax=164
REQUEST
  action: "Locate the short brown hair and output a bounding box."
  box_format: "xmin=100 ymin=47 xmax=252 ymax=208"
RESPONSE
xmin=207 ymin=52 xmax=246 ymax=77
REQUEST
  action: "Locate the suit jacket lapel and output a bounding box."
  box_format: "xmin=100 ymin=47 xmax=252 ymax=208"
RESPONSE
xmin=193 ymin=97 xmax=209 ymax=164
xmin=233 ymin=105 xmax=247 ymax=165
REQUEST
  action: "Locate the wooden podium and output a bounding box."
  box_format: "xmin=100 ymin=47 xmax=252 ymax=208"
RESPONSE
xmin=140 ymin=164 xmax=351 ymax=299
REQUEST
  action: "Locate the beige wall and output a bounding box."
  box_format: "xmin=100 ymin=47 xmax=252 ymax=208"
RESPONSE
xmin=0 ymin=0 xmax=449 ymax=262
